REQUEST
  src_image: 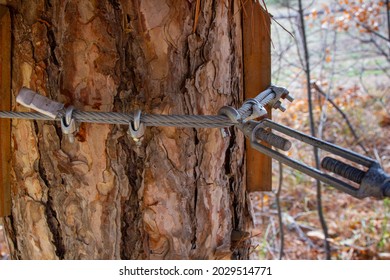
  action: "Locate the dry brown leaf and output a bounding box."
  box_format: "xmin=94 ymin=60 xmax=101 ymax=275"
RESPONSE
xmin=379 ymin=114 xmax=390 ymax=127
xmin=307 ymin=230 xmax=325 ymax=240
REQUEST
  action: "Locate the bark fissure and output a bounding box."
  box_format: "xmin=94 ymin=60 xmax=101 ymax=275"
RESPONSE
xmin=6 ymin=0 xmax=251 ymax=260
xmin=43 ymin=191 xmax=66 ymax=259
xmin=3 ymin=215 xmax=19 ymax=259
xmin=191 ymin=183 xmax=198 ymax=250
xmin=47 ymin=29 xmax=59 ymax=67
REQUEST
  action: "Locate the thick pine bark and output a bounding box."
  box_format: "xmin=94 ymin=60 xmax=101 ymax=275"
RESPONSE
xmin=4 ymin=0 xmax=251 ymax=259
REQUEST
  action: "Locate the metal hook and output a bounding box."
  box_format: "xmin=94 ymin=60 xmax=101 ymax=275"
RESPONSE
xmin=61 ymin=106 xmax=77 ymax=143
xmin=128 ymin=109 xmax=145 ymax=144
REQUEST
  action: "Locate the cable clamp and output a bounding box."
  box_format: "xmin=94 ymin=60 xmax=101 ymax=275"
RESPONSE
xmin=269 ymin=85 xmax=294 ymax=112
xmin=128 ymin=109 xmax=145 ymax=144
xmin=61 ymin=106 xmax=78 ymax=143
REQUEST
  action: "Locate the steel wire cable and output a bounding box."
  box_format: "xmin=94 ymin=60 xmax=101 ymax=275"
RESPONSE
xmin=0 ymin=88 xmax=276 ymax=128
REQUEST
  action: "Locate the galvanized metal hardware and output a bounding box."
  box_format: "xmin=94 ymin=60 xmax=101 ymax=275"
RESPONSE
xmin=218 ymin=106 xmax=241 ymax=138
xmin=128 ymin=109 xmax=145 ymax=144
xmin=9 ymin=86 xmax=390 ymax=199
xmin=242 ymin=98 xmax=268 ymax=121
xmin=244 ymin=119 xmax=390 ymax=199
xmin=270 ymin=85 xmax=294 ymax=102
xmin=239 ymin=121 xmax=292 ymax=151
xmin=269 ymin=85 xmax=294 ymax=111
xmin=322 ymin=157 xmax=390 ymax=199
xmin=272 ymin=100 xmax=287 ymax=112
xmin=219 ymin=105 xmax=292 ymax=150
xmin=16 ymin=87 xmax=64 ymax=119
xmin=218 ymin=106 xmax=241 ymax=123
xmin=61 ymin=106 xmax=78 ymax=143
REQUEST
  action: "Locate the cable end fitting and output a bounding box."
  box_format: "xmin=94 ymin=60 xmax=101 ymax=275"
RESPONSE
xmin=17 ymin=87 xmax=65 ymax=119
xmin=218 ymin=106 xmax=241 ymax=123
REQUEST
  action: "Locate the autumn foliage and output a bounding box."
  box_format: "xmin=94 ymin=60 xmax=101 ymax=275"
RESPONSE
xmin=308 ymin=0 xmax=388 ymax=32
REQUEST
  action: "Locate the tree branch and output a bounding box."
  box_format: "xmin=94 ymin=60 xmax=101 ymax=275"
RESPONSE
xmin=312 ymin=82 xmax=368 ymax=154
xmin=275 ymin=161 xmax=284 ymax=260
xmin=297 ymin=0 xmax=331 ymax=260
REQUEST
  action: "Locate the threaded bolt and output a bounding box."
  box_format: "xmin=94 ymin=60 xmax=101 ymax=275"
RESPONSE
xmin=255 ymin=128 xmax=292 ymax=151
xmin=321 ymin=157 xmax=365 ymax=184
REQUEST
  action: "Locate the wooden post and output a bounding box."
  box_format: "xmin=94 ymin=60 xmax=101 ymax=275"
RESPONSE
xmin=243 ymin=2 xmax=272 ymax=192
xmin=0 ymin=6 xmax=11 ymax=217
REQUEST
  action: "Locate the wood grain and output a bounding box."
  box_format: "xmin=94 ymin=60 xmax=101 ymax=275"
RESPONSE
xmin=0 ymin=6 xmax=11 ymax=217
xmin=243 ymin=2 xmax=272 ymax=192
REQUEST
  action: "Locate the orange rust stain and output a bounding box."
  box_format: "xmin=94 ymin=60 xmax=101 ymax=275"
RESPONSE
xmin=92 ymin=102 xmax=101 ymax=110
xmin=12 ymin=134 xmax=18 ymax=151
xmin=75 ymin=123 xmax=87 ymax=142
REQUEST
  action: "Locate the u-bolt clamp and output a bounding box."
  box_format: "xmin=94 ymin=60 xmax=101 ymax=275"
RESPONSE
xmin=61 ymin=106 xmax=78 ymax=143
xmin=268 ymin=85 xmax=294 ymax=112
xmin=128 ymin=109 xmax=145 ymax=144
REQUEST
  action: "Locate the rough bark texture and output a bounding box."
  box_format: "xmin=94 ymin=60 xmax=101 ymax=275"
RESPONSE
xmin=4 ymin=0 xmax=251 ymax=259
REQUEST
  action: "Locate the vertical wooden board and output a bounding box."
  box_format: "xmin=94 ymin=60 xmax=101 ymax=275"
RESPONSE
xmin=243 ymin=2 xmax=272 ymax=192
xmin=0 ymin=6 xmax=11 ymax=217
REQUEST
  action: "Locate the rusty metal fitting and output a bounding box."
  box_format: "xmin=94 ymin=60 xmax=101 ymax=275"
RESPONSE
xmin=273 ymin=100 xmax=287 ymax=112
xmin=268 ymin=85 xmax=291 ymax=112
xmin=284 ymin=93 xmax=295 ymax=102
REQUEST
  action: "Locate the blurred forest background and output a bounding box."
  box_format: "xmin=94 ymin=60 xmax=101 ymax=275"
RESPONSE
xmin=1 ymin=0 xmax=389 ymax=260
xmin=250 ymin=0 xmax=390 ymax=260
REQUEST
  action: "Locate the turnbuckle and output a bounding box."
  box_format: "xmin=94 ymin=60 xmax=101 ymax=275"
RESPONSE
xmin=243 ymin=119 xmax=390 ymax=199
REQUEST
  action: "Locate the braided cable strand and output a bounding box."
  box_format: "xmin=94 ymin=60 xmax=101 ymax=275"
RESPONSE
xmin=0 ymin=110 xmax=234 ymax=128
xmin=0 ymin=111 xmax=53 ymax=121
xmin=0 ymin=86 xmax=283 ymax=128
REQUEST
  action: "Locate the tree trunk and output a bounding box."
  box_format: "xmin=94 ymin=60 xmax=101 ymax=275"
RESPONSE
xmin=3 ymin=0 xmax=251 ymax=259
